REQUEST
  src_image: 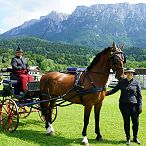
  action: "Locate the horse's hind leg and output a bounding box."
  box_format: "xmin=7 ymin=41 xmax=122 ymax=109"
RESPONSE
xmin=40 ymin=101 xmax=50 ymax=133
xmin=46 ymin=100 xmax=56 ymax=135
xmin=82 ymin=105 xmax=92 ymax=145
xmin=94 ymin=102 xmax=103 ymax=141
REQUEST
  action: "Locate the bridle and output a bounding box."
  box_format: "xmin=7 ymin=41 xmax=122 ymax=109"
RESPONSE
xmin=86 ymin=50 xmax=126 ymax=75
xmin=111 ymin=50 xmax=126 ymax=73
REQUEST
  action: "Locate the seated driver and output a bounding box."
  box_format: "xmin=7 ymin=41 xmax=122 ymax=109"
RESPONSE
xmin=11 ymin=46 xmax=34 ymax=93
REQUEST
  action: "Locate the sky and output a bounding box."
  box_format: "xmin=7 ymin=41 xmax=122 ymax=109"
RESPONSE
xmin=0 ymin=0 xmax=146 ymax=34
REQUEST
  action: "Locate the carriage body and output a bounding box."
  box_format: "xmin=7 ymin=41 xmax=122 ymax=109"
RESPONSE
xmin=0 ymin=69 xmax=57 ymax=132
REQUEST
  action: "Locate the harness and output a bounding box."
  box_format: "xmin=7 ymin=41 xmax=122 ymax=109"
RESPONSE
xmin=41 ymin=70 xmax=106 ymax=107
xmin=73 ymin=71 xmax=106 ymax=105
xmin=111 ymin=51 xmax=125 ymax=72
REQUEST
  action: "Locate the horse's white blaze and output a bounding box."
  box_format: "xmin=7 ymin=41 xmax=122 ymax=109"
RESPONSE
xmin=82 ymin=136 xmax=88 ymax=144
xmin=46 ymin=122 xmax=54 ymax=134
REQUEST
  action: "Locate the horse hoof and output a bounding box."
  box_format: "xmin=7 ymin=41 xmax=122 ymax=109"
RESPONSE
xmin=96 ymin=136 xmax=103 ymax=141
xmin=82 ymin=142 xmax=89 ymax=146
xmin=46 ymin=131 xmax=55 ymax=136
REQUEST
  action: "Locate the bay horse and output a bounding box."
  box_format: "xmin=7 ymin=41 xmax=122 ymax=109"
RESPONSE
xmin=40 ymin=42 xmax=125 ymax=145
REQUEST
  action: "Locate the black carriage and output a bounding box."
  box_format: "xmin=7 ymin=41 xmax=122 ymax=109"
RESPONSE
xmin=0 ymin=68 xmax=57 ymax=132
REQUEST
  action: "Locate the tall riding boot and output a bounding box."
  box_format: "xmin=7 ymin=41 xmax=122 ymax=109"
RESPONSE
xmin=133 ymin=137 xmax=141 ymax=145
xmin=126 ymin=136 xmax=130 ymax=145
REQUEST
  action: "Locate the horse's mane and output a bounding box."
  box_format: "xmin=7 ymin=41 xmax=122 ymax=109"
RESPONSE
xmin=87 ymin=47 xmax=111 ymax=71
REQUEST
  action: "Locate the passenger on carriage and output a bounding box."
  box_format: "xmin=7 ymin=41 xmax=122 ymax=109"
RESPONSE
xmin=11 ymin=47 xmax=34 ymax=94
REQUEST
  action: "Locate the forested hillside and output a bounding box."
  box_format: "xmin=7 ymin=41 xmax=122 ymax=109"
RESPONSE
xmin=0 ymin=37 xmax=96 ymax=71
xmin=0 ymin=37 xmax=146 ymax=71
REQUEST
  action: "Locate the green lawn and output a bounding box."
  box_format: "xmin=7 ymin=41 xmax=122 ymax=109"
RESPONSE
xmin=0 ymin=90 xmax=146 ymax=146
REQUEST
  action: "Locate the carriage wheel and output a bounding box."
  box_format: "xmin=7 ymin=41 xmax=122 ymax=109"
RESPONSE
xmin=18 ymin=106 xmax=32 ymax=118
xmin=38 ymin=106 xmax=58 ymax=123
xmin=0 ymin=98 xmax=19 ymax=132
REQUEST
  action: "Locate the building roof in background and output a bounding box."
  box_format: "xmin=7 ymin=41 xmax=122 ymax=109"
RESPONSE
xmin=135 ymin=68 xmax=146 ymax=75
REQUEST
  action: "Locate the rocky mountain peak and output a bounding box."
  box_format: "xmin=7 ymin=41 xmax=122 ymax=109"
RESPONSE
xmin=1 ymin=3 xmax=146 ymax=48
xmin=40 ymin=11 xmax=68 ymax=22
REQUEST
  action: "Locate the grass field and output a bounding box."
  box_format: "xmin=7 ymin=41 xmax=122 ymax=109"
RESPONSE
xmin=0 ymin=89 xmax=146 ymax=146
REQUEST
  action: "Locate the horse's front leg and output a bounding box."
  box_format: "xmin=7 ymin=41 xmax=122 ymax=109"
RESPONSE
xmin=94 ymin=102 xmax=103 ymax=141
xmin=82 ymin=105 xmax=92 ymax=145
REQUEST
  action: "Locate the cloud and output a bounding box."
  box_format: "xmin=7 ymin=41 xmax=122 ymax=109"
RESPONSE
xmin=0 ymin=28 xmax=5 ymax=34
xmin=0 ymin=0 xmax=146 ymax=34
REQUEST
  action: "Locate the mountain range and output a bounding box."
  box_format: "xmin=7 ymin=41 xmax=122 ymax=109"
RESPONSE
xmin=1 ymin=2 xmax=146 ymax=49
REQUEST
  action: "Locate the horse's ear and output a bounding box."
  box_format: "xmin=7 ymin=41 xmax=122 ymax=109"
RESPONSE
xmin=112 ymin=42 xmax=117 ymax=51
xmin=119 ymin=43 xmax=125 ymax=50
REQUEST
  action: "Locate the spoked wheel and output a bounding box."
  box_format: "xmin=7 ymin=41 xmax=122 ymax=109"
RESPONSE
xmin=38 ymin=106 xmax=58 ymax=123
xmin=0 ymin=98 xmax=19 ymax=132
xmin=18 ymin=106 xmax=32 ymax=118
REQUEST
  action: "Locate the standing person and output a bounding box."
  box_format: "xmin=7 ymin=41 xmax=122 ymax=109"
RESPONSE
xmin=106 ymin=68 xmax=142 ymax=145
xmin=11 ymin=46 xmax=34 ymax=93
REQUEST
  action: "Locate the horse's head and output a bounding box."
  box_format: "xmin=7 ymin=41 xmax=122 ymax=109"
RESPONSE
xmin=86 ymin=42 xmax=126 ymax=80
xmin=109 ymin=42 xmax=126 ymax=80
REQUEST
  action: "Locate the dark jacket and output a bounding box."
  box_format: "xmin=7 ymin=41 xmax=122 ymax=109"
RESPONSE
xmin=107 ymin=78 xmax=142 ymax=111
xmin=11 ymin=56 xmax=29 ymax=71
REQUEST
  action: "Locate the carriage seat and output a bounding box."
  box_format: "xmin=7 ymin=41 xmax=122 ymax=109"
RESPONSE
xmin=2 ymin=69 xmax=20 ymax=95
xmin=10 ymin=72 xmax=19 ymax=80
xmin=67 ymin=67 xmax=86 ymax=74
xmin=3 ymin=77 xmax=20 ymax=95
xmin=1 ymin=67 xmax=19 ymax=85
xmin=3 ymin=79 xmax=18 ymax=84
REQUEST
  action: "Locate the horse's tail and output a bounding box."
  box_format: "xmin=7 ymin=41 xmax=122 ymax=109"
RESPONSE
xmin=40 ymin=77 xmax=51 ymax=116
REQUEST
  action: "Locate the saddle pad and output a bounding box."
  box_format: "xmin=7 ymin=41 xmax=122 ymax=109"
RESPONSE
xmin=67 ymin=67 xmax=86 ymax=72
